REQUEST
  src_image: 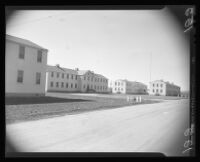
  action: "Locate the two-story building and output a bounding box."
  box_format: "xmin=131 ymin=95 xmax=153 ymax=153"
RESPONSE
xmin=5 ymin=34 xmax=48 ymax=96
xmin=149 ymin=80 xmax=181 ymax=96
xmin=109 ymin=79 xmax=147 ymax=94
xmin=46 ymin=65 xmax=108 ymax=93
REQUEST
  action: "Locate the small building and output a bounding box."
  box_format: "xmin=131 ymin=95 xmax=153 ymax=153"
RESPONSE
xmin=109 ymin=79 xmax=147 ymax=94
xmin=5 ymin=34 xmax=48 ymax=96
xmin=46 ymin=65 xmax=108 ymax=93
xmin=149 ymin=80 xmax=181 ymax=96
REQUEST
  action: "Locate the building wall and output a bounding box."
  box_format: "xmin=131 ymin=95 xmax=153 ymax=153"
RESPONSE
xmin=5 ymin=40 xmax=47 ymax=96
xmin=110 ymin=80 xmax=126 ymax=94
xmin=149 ymin=80 xmax=180 ymax=96
xmin=46 ymin=69 xmax=79 ymax=92
xmin=79 ymin=72 xmax=108 ymax=93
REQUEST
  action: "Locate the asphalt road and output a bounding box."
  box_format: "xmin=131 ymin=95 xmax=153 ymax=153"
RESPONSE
xmin=6 ymin=99 xmax=190 ymax=156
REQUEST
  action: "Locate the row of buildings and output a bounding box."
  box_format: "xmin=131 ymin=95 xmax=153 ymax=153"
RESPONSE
xmin=5 ymin=34 xmax=181 ymax=97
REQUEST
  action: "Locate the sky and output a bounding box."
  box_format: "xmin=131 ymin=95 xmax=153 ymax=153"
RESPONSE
xmin=6 ymin=7 xmax=190 ymax=91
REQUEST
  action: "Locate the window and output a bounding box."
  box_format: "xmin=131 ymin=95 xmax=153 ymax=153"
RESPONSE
xmin=66 ymin=83 xmax=68 ymax=88
xmin=115 ymin=82 xmax=117 ymax=86
xmin=50 ymin=82 xmax=53 ymax=87
xmin=75 ymin=84 xmax=77 ymax=88
xmin=67 ymin=74 xmax=69 ymax=79
xmin=57 ymin=72 xmax=59 ymax=78
xmin=75 ymin=75 xmax=78 ymax=80
xmin=153 ymin=89 xmax=154 ymax=93
xmin=71 ymin=74 xmax=73 ymax=80
xmin=51 ymin=72 xmax=54 ymax=77
xmin=36 ymin=72 xmax=41 ymax=84
xmin=157 ymin=84 xmax=159 ymax=87
xmin=160 ymin=89 xmax=163 ymax=93
xmin=160 ymin=84 xmax=163 ymax=87
xmin=61 ymin=82 xmax=64 ymax=88
xmin=62 ymin=73 xmax=64 ymax=78
xmin=19 ymin=46 xmax=25 ymax=59
xmin=56 ymin=82 xmax=59 ymax=87
xmin=17 ymin=70 xmax=24 ymax=83
xmin=71 ymin=83 xmax=73 ymax=88
xmin=152 ymin=84 xmax=154 ymax=87
xmin=37 ymin=50 xmax=42 ymax=62
xmin=83 ymin=85 xmax=85 ymax=89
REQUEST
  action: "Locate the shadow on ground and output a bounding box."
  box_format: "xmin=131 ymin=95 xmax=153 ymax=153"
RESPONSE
xmin=5 ymin=96 xmax=92 ymax=105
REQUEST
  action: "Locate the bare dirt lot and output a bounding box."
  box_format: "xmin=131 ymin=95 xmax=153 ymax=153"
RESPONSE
xmin=6 ymin=92 xmax=163 ymax=124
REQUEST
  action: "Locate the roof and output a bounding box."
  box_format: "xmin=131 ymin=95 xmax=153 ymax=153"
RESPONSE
xmin=47 ymin=65 xmax=78 ymax=74
xmin=150 ymin=80 xmax=180 ymax=88
xmin=77 ymin=70 xmax=89 ymax=76
xmin=6 ymin=34 xmax=48 ymax=51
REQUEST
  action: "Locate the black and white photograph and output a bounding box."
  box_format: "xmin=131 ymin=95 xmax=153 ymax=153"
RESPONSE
xmin=5 ymin=5 xmax=196 ymax=157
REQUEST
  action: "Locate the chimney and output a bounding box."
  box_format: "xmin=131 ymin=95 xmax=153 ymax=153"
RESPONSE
xmin=56 ymin=64 xmax=60 ymax=67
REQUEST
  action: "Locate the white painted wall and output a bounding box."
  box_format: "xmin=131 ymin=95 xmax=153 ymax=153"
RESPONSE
xmin=5 ymin=40 xmax=47 ymax=95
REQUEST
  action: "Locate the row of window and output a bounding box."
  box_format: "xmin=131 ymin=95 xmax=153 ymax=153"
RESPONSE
xmin=83 ymin=76 xmax=107 ymax=83
xmin=83 ymin=85 xmax=107 ymax=91
xmin=50 ymin=82 xmax=77 ymax=88
xmin=152 ymin=89 xmax=163 ymax=93
xmin=51 ymin=72 xmax=78 ymax=80
xmin=115 ymin=88 xmax=123 ymax=91
xmin=114 ymin=82 xmax=123 ymax=86
xmin=17 ymin=70 xmax=41 ymax=84
xmin=19 ymin=45 xmax=43 ymax=63
xmin=152 ymin=83 xmax=163 ymax=87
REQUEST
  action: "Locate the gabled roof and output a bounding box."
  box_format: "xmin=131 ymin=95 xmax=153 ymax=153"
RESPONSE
xmin=47 ymin=65 xmax=78 ymax=74
xmin=6 ymin=34 xmax=48 ymax=51
xmin=77 ymin=70 xmax=89 ymax=76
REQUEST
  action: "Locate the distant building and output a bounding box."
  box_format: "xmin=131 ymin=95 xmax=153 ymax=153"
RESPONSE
xmin=5 ymin=34 xmax=48 ymax=96
xmin=149 ymin=80 xmax=181 ymax=96
xmin=46 ymin=65 xmax=79 ymax=92
xmin=109 ymin=79 xmax=147 ymax=94
xmin=77 ymin=70 xmax=108 ymax=93
xmin=46 ymin=65 xmax=108 ymax=93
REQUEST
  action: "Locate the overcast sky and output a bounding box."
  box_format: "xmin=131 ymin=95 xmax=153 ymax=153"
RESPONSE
xmin=6 ymin=7 xmax=190 ymax=91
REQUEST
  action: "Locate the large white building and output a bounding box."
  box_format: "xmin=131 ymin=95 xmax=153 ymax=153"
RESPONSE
xmin=109 ymin=79 xmax=147 ymax=94
xmin=46 ymin=65 xmax=108 ymax=93
xmin=149 ymin=80 xmax=181 ymax=96
xmin=5 ymin=34 xmax=48 ymax=96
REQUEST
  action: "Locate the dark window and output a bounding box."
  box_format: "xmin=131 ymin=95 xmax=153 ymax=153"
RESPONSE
xmin=75 ymin=84 xmax=77 ymax=88
xmin=50 ymin=82 xmax=53 ymax=87
xmin=75 ymin=75 xmax=78 ymax=80
xmin=37 ymin=50 xmax=42 ymax=62
xmin=61 ymin=82 xmax=64 ymax=88
xmin=152 ymin=84 xmax=154 ymax=87
xmin=51 ymin=72 xmax=54 ymax=77
xmin=71 ymin=83 xmax=73 ymax=88
xmin=66 ymin=83 xmax=68 ymax=88
xmin=153 ymin=89 xmax=154 ymax=93
xmin=56 ymin=82 xmax=59 ymax=87
xmin=67 ymin=74 xmax=69 ymax=79
xmin=57 ymin=72 xmax=59 ymax=78
xmin=71 ymin=74 xmax=73 ymax=80
xmin=62 ymin=73 xmax=64 ymax=78
xmin=17 ymin=70 xmax=24 ymax=83
xmin=19 ymin=46 xmax=25 ymax=59
xmin=36 ymin=72 xmax=41 ymax=84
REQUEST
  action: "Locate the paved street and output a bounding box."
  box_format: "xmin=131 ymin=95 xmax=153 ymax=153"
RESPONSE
xmin=6 ymin=99 xmax=190 ymax=156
